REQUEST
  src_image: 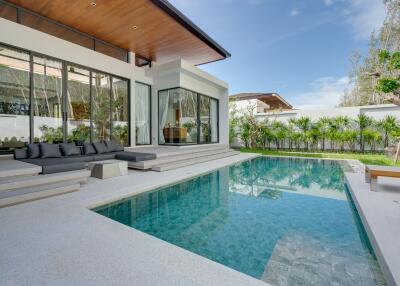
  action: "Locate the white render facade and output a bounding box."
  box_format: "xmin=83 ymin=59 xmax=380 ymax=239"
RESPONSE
xmin=0 ymin=15 xmax=229 ymax=153
xmin=256 ymin=104 xmax=400 ymax=122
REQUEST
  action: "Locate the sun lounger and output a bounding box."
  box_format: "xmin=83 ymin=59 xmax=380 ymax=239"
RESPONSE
xmin=365 ymin=165 xmax=400 ymax=191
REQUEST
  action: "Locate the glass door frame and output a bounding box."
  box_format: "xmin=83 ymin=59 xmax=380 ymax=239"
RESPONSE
xmin=158 ymin=87 xmax=219 ymax=146
xmin=0 ymin=41 xmax=131 ymax=148
xmin=135 ymin=81 xmax=152 ymax=146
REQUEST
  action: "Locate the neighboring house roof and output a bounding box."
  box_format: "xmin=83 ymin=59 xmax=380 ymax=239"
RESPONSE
xmin=4 ymin=0 xmax=230 ymax=65
xmin=230 ymin=93 xmax=293 ymax=110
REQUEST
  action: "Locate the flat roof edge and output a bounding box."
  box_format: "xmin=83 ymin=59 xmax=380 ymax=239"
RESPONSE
xmin=151 ymin=0 xmax=231 ymax=60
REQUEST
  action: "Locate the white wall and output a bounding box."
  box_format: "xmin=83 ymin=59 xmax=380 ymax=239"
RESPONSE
xmin=256 ymin=104 xmax=400 ymax=122
xmin=0 ymin=17 xmax=229 ymax=147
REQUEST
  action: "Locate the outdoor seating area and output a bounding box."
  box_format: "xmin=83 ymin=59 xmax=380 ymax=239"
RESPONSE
xmin=13 ymin=141 xmax=157 ymax=174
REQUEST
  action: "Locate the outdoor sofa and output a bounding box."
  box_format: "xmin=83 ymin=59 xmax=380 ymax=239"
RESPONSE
xmin=13 ymin=141 xmax=156 ymax=174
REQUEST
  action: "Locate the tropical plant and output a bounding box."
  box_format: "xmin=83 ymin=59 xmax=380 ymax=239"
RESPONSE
xmin=356 ymin=114 xmax=374 ymax=151
xmin=316 ymin=117 xmax=330 ymax=151
xmin=295 ymin=117 xmax=312 ymax=150
xmin=378 ymin=115 xmax=399 ymax=147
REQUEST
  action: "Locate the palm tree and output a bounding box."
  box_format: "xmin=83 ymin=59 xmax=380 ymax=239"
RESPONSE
xmin=343 ymin=130 xmax=358 ymax=151
xmin=287 ymin=118 xmax=297 ymax=150
xmin=363 ymin=129 xmax=382 ymax=151
xmin=316 ymin=117 xmax=330 ymax=151
xmin=356 ymin=114 xmax=373 ymax=152
xmin=334 ymin=116 xmax=351 ymax=151
xmin=296 ymin=117 xmax=312 ymax=150
xmin=378 ymin=115 xmax=399 ymax=148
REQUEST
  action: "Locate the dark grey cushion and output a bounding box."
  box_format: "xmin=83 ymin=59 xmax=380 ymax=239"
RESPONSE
xmin=93 ymin=153 xmax=116 ymax=161
xmin=28 ymin=143 xmax=40 ymax=158
xmin=14 ymin=149 xmax=28 ymax=159
xmin=84 ymin=143 xmax=96 ymax=155
xmin=115 ymin=151 xmax=156 ymax=162
xmin=103 ymin=140 xmax=122 ymax=152
xmin=93 ymin=142 xmax=108 ymax=154
xmin=18 ymin=158 xmax=85 ymax=174
xmin=39 ymin=143 xmax=61 ymax=158
xmin=60 ymin=143 xmax=80 ymax=156
xmin=65 ymin=155 xmax=95 ymax=163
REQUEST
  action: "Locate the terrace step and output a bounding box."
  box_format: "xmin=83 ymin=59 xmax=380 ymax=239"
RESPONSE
xmin=0 ymin=160 xmax=41 ymax=178
xmin=0 ymin=181 xmax=80 ymax=208
xmin=152 ymin=150 xmax=240 ymax=172
xmin=129 ymin=147 xmax=235 ymax=170
xmin=0 ymin=170 xmax=90 ymax=192
xmin=128 ymin=144 xmax=229 ymax=158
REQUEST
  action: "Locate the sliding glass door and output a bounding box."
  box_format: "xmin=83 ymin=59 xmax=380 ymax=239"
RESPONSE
xmin=32 ymin=56 xmax=63 ymax=143
xmin=92 ymin=72 xmax=111 ymax=142
xmin=0 ymin=43 xmax=131 ymax=153
xmin=112 ymin=78 xmax=129 ymax=146
xmin=158 ymin=88 xmax=218 ymax=145
xmin=135 ymin=82 xmax=151 ymax=145
xmin=67 ymin=65 xmax=91 ymax=142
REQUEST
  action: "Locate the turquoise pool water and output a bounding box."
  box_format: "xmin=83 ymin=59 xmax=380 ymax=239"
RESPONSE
xmin=93 ymin=157 xmax=386 ymax=286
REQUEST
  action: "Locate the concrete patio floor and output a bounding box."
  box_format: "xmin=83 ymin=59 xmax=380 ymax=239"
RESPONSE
xmin=345 ymin=172 xmax=400 ymax=286
xmin=0 ymin=153 xmax=270 ymax=286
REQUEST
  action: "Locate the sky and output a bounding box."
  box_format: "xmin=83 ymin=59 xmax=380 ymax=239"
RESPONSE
xmin=169 ymin=0 xmax=386 ymax=109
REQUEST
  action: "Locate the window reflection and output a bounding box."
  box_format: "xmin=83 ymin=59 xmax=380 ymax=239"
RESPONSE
xmin=0 ymin=46 xmax=30 ymax=153
xmin=33 ymin=56 xmax=63 ymax=143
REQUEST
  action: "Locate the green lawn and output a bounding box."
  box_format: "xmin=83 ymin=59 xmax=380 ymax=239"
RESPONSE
xmin=240 ymin=148 xmax=399 ymax=166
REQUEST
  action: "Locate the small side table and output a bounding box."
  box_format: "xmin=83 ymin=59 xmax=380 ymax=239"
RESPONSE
xmin=88 ymin=160 xmax=128 ymax=179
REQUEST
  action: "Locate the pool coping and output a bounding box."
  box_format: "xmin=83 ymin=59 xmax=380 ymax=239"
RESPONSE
xmin=345 ymin=172 xmax=400 ymax=286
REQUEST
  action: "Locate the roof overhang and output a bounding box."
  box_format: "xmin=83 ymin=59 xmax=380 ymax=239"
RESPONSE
xmin=230 ymin=93 xmax=293 ymax=109
xmin=5 ymin=0 xmax=230 ymax=65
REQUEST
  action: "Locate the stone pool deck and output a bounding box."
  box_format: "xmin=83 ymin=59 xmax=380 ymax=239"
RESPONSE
xmin=0 ymin=153 xmax=270 ymax=286
xmin=345 ymin=172 xmax=400 ymax=286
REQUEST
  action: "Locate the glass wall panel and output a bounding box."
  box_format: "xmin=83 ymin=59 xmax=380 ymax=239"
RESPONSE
xmin=135 ymin=82 xmax=151 ymax=145
xmin=0 ymin=46 xmax=30 ymax=153
xmin=159 ymin=88 xmax=218 ymax=145
xmin=33 ymin=56 xmax=63 ymax=143
xmin=199 ymin=95 xmax=210 ymax=143
xmin=67 ymin=65 xmax=91 ymax=143
xmin=92 ymin=72 xmax=111 ymax=142
xmin=159 ymin=88 xmax=198 ymax=144
xmin=112 ymin=78 xmax=129 ymax=146
xmin=210 ymin=98 xmax=218 ymax=142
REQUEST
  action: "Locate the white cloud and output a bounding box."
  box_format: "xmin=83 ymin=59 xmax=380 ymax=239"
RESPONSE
xmin=291 ymin=76 xmax=350 ymax=110
xmin=290 ymin=8 xmax=299 ymax=16
xmin=324 ymin=0 xmax=333 ymax=6
xmin=345 ymin=0 xmax=386 ymax=40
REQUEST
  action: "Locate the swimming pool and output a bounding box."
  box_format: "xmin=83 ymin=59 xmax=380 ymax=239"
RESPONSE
xmin=93 ymin=156 xmax=386 ymax=286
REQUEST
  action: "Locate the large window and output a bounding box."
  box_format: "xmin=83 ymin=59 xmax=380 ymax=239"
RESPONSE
xmin=67 ymin=65 xmax=91 ymax=142
xmin=158 ymin=88 xmax=218 ymax=145
xmin=0 ymin=43 xmax=130 ymax=153
xmin=135 ymin=82 xmax=151 ymax=145
xmin=0 ymin=46 xmax=30 ymax=153
xmin=92 ymin=72 xmax=111 ymax=142
xmin=33 ymin=56 xmax=63 ymax=143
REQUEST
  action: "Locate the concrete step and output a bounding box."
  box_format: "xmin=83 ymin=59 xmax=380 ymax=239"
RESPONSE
xmin=152 ymin=151 xmax=240 ymax=172
xmin=0 ymin=170 xmax=90 ymax=192
xmin=0 ymin=160 xmax=41 ymax=178
xmin=128 ymin=144 xmax=229 ymax=158
xmin=0 ymin=181 xmax=80 ymax=208
xmin=129 ymin=148 xmax=234 ymax=170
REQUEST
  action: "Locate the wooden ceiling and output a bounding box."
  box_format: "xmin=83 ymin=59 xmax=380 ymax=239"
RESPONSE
xmin=6 ymin=0 xmax=230 ymax=65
